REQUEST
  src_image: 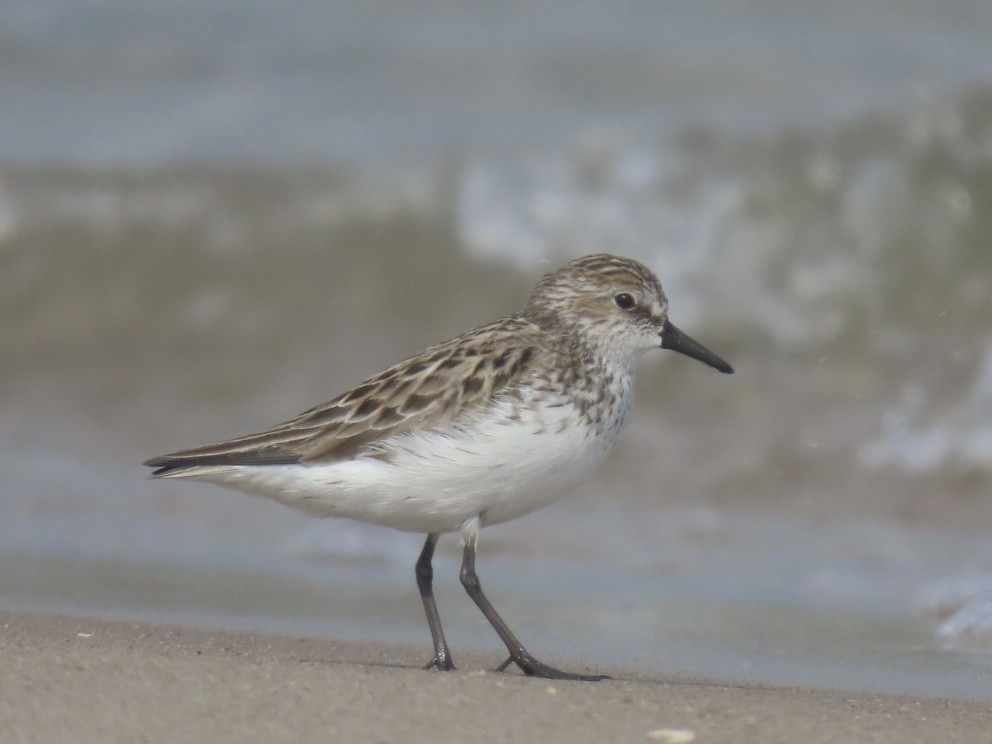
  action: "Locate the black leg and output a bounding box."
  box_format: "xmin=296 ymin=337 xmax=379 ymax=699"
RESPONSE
xmin=458 ymin=535 xmax=608 ymax=681
xmin=416 ymin=533 xmax=455 ymax=671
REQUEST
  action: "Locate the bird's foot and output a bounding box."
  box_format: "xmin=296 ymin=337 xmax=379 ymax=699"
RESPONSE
xmin=495 ymin=654 xmax=608 ymax=681
xmin=423 ymin=654 xmax=456 ymax=671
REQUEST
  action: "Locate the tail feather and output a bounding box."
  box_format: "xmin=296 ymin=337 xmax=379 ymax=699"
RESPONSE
xmin=143 ymin=453 xmax=301 ymax=477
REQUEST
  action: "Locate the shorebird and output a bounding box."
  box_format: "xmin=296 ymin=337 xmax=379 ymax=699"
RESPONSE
xmin=145 ymin=254 xmax=733 ymax=680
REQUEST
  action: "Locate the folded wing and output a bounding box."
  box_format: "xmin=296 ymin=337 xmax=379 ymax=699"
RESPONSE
xmin=144 ymin=318 xmax=541 ymax=475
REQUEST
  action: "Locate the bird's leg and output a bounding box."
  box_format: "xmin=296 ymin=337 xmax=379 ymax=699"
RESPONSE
xmin=458 ymin=518 xmax=608 ymax=681
xmin=416 ymin=533 xmax=455 ymax=671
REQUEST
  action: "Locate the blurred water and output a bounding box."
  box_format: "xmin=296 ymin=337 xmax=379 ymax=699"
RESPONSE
xmin=2 ymin=0 xmax=992 ymax=699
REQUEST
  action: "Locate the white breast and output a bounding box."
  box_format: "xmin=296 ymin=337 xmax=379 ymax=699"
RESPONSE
xmin=182 ymin=382 xmax=634 ymax=534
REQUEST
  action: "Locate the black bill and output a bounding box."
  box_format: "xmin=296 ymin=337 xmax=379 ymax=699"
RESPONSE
xmin=660 ymin=320 xmax=734 ymax=374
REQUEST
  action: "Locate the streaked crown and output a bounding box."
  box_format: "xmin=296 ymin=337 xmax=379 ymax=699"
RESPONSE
xmin=523 ymin=254 xmax=669 ymax=357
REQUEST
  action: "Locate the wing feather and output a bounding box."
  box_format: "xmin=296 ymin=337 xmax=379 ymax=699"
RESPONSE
xmin=144 ymin=317 xmax=543 ymax=475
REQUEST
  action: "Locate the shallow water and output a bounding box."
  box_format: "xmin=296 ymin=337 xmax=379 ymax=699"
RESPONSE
xmin=2 ymin=0 xmax=992 ymax=700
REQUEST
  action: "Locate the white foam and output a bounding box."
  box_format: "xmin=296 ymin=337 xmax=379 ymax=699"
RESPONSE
xmin=862 ymin=343 xmax=992 ymax=472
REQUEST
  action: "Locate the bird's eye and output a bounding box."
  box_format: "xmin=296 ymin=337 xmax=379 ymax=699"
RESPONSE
xmin=613 ymin=292 xmax=636 ymax=311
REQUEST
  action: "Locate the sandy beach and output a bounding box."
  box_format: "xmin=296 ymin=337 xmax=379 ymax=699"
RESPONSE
xmin=2 ymin=611 xmax=989 ymax=744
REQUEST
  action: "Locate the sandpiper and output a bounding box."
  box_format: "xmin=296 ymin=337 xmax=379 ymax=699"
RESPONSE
xmin=145 ymin=253 xmax=733 ymax=680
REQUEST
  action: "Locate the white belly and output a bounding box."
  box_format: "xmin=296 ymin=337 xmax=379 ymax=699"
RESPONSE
xmin=178 ymin=392 xmax=631 ymax=534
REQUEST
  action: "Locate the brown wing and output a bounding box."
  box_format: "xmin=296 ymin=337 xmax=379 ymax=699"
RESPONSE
xmin=144 ymin=317 xmax=541 ymax=474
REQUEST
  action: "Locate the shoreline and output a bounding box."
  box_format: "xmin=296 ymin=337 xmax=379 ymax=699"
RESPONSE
xmin=3 ymin=611 xmax=990 ymax=743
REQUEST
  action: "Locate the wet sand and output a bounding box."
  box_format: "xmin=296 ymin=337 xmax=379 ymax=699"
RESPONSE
xmin=2 ymin=611 xmax=988 ymax=743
